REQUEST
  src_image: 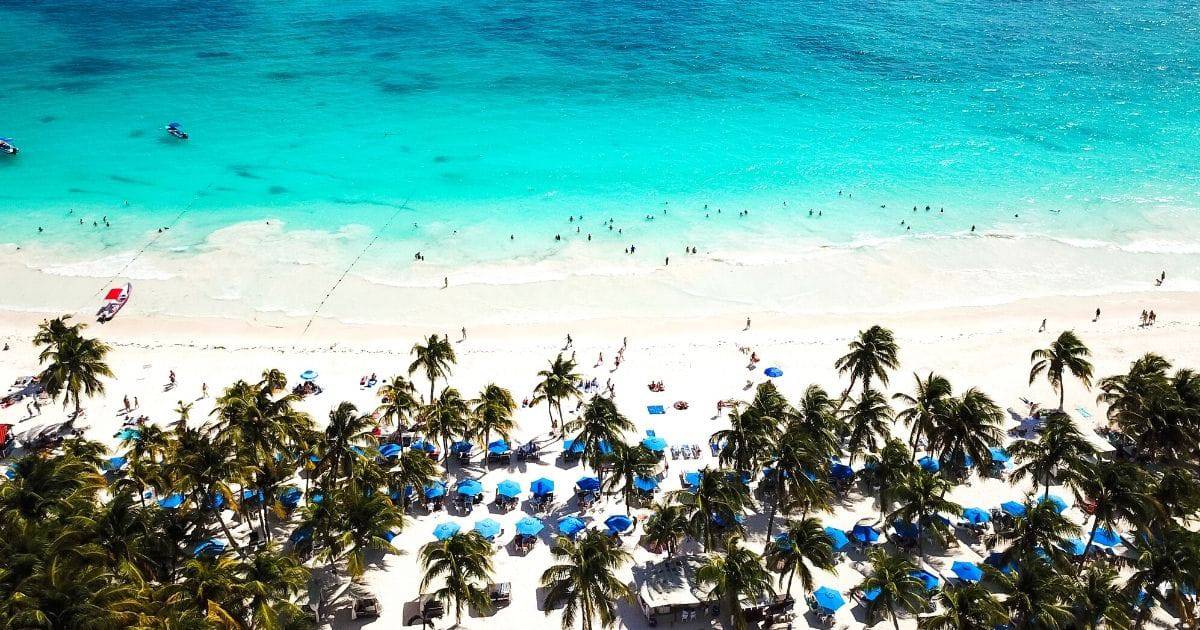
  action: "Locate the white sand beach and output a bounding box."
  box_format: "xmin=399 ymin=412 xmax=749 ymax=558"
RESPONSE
xmin=1 ymin=280 xmax=1197 ymax=628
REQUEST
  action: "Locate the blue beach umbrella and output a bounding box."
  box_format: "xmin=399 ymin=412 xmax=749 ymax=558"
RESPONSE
xmin=918 ymin=455 xmax=941 ymax=472
xmin=1093 ymin=527 xmax=1122 ymax=547
xmin=280 ymin=487 xmax=302 ymax=508
xmin=290 ymin=526 xmax=313 ymax=544
xmin=531 ymin=477 xmax=555 ymax=496
xmin=641 ymin=436 xmax=668 ymax=452
xmin=496 ymin=480 xmax=521 ymax=498
xmin=824 ymin=527 xmax=850 ymax=551
xmin=410 ymin=439 xmax=437 ymax=453
xmin=851 ymin=524 xmax=880 ymax=544
xmin=764 ymin=367 xmax=783 ymax=378
xmin=892 ymin=520 xmax=920 ymax=539
xmin=633 ymin=475 xmax=659 ymax=492
xmin=951 ymin=561 xmax=983 ymax=582
xmin=103 ymin=456 xmax=128 ymax=472
xmin=311 ymin=492 xmax=325 ymax=504
xmin=424 ymin=481 xmax=447 ymax=499
xmin=988 ymin=446 xmax=1011 ymax=463
xmin=911 ymin=570 xmax=941 ymax=591
xmin=1064 ymin=538 xmax=1087 ymax=556
xmin=962 ymin=507 xmax=991 ymax=524
xmin=985 ymin=552 xmax=1017 ymax=575
xmin=830 ymin=462 xmax=854 ymax=480
xmin=487 ymin=439 xmax=510 ymax=455
xmin=558 ymin=515 xmax=586 ymax=537
xmin=605 ymin=514 xmax=634 ymax=534
xmin=863 ymin=587 xmax=880 ymax=602
xmin=563 ymin=439 xmax=583 ymax=453
xmin=116 ymin=428 xmax=140 ymax=441
xmin=812 ymin=586 xmax=845 ymax=613
xmin=516 ymin=516 xmax=545 ymax=536
xmin=456 ymin=479 xmax=484 ymax=497
xmin=299 ymin=370 xmax=317 ymax=381
xmin=433 ymin=522 xmax=460 ymax=540
xmin=1040 ymin=494 xmax=1069 ymax=514
xmin=242 ymin=488 xmax=263 ymax=503
xmin=379 ymin=443 xmax=401 ymax=458
xmin=576 ymin=476 xmax=601 ymax=492
xmin=451 ymin=440 xmax=473 ymax=454
xmin=193 ymin=538 xmax=226 ymax=558
xmin=682 ymin=471 xmax=702 ymax=488
xmin=158 ymin=493 xmax=185 ymax=509
xmin=1000 ymin=501 xmax=1026 ymax=517
xmin=474 ymin=518 xmax=502 ymax=540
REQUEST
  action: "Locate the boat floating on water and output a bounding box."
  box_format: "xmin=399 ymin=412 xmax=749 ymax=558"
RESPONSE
xmin=96 ymin=283 xmax=132 ymax=323
xmin=166 ymin=122 xmax=188 ymax=140
xmin=0 ymin=137 xmax=17 ymax=155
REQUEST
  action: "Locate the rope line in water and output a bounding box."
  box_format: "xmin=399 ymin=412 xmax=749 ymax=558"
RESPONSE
xmin=301 ymin=199 xmax=411 ymax=335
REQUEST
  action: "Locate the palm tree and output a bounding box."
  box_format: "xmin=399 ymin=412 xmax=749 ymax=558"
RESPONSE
xmin=858 ymin=548 xmax=928 ymax=630
xmin=1098 ymin=354 xmax=1199 ymax=465
xmin=928 ymin=388 xmax=1005 ymax=473
xmin=1029 ymin=330 xmax=1093 ymax=410
xmin=564 ymin=396 xmax=634 ymax=490
xmin=7 ymin=557 xmax=142 ymax=628
xmin=888 ymin=469 xmax=962 ymax=559
xmin=419 ymin=531 xmax=496 ymax=625
xmin=865 ymin=438 xmax=916 ymax=522
xmin=386 ymin=448 xmax=440 ymax=511
xmin=983 ymin=560 xmax=1075 ymax=630
xmin=325 ymin=485 xmax=407 ymax=577
xmin=409 ymin=333 xmax=456 ymax=403
xmin=37 ymin=327 xmax=114 ymax=417
xmin=172 ymin=428 xmax=253 ymax=555
xmin=642 ymin=501 xmax=689 ymax=556
xmin=712 ymin=386 xmax=783 ymax=475
xmin=320 ymin=401 xmax=378 ymax=490
xmin=377 ymin=374 xmax=420 ymax=429
xmin=840 ymin=388 xmax=893 ymax=464
xmin=239 ymin=545 xmax=311 ymax=629
xmin=763 ymin=430 xmax=833 ymax=538
xmin=1009 ymin=411 xmax=1095 ymax=499
xmin=532 ymin=353 xmax=581 ymax=429
xmin=991 ymin=499 xmax=1081 ymax=567
xmin=764 ymin=518 xmax=836 ymax=595
xmin=1124 ymin=524 xmax=1200 ymax=627
xmin=894 ymin=372 xmax=953 ymax=458
xmin=919 ymin=583 xmax=1006 ymax=630
xmin=835 ymin=325 xmax=900 ymax=398
xmin=602 ymin=442 xmax=658 ymax=515
xmin=419 ymin=387 xmax=470 ymax=460
xmin=1071 ymin=460 xmax=1157 ymax=567
xmin=672 ymin=467 xmax=752 ymax=551
xmin=33 ymin=314 xmax=80 ymax=348
xmin=791 ymin=384 xmax=842 ymax=454
xmin=1072 ymin=564 xmax=1131 ymax=630
xmin=540 ymin=531 xmax=633 ymax=630
xmin=697 ymin=535 xmax=775 ymax=630
xmin=470 ymin=383 xmax=517 ymax=449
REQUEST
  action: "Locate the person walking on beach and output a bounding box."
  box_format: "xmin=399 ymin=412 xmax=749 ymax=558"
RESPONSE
xmin=201 ymin=383 xmax=208 ymax=398
xmin=1038 ymin=318 xmax=1046 ymax=333
xmin=744 ymin=317 xmax=751 ymax=331
xmin=1094 ymin=308 xmax=1101 ymax=322
xmin=1149 ymin=310 xmax=1156 ymax=325
xmin=565 ymin=333 xmax=573 ymax=348
xmin=443 ymin=277 xmax=448 ymax=289
xmin=622 ymin=336 xmax=628 ymax=350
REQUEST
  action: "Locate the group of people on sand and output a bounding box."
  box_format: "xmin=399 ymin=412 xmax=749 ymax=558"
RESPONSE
xmin=359 ymin=373 xmax=378 ymax=388
xmin=1140 ymin=310 xmax=1158 ymax=327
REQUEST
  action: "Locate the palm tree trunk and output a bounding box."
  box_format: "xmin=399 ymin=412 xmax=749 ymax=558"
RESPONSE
xmin=214 ymin=503 xmax=245 ymax=556
xmin=1059 ymin=385 xmax=1065 ymax=411
xmin=889 ymin=604 xmax=900 ymax=630
xmin=765 ymin=474 xmax=783 ymax=539
xmin=1078 ymin=515 xmax=1100 ymax=572
xmin=548 ymin=397 xmax=557 ymax=430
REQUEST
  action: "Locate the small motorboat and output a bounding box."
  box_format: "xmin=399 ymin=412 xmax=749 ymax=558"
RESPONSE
xmin=96 ymin=282 xmax=132 ymax=322
xmin=0 ymin=137 xmax=17 ymax=155
xmin=166 ymin=122 xmax=188 ymax=140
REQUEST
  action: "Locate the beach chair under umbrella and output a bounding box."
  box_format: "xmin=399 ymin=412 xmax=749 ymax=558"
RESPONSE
xmin=910 ymin=570 xmax=941 ymax=591
xmin=575 ymin=476 xmax=601 ymax=493
xmin=516 ymin=516 xmax=545 ymax=536
xmin=1093 ymin=527 xmax=1122 ymax=547
xmin=851 ymin=524 xmax=880 ymax=544
xmin=433 ymin=522 xmax=461 ymax=541
xmin=531 ymin=477 xmax=555 ymax=497
xmin=1040 ymin=494 xmax=1069 ymax=514
xmin=496 ymin=480 xmax=521 ymax=499
xmin=558 ymin=516 xmax=586 ymax=537
xmin=824 ymin=527 xmax=850 ymax=552
xmin=918 ymin=455 xmax=941 ymax=472
xmin=950 ymin=560 xmax=983 ymax=583
xmin=474 ymin=518 xmax=502 ymax=540
xmin=641 ymin=435 xmax=668 ymax=452
xmin=1000 ymin=501 xmax=1026 ymax=517
xmin=604 ymin=514 xmax=634 ymax=535
xmin=812 ymin=586 xmax=845 ymax=613
xmin=962 ymin=507 xmax=990 ymax=525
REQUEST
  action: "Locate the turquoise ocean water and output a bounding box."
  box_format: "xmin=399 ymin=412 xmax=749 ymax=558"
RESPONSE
xmin=2 ymin=0 xmax=1199 ymax=269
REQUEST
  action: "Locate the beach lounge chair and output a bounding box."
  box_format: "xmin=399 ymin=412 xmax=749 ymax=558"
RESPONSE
xmin=489 ymin=582 xmax=511 ymax=608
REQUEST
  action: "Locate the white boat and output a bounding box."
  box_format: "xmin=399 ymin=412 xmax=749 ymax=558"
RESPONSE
xmin=0 ymin=137 xmax=17 ymax=155
xmin=96 ymin=282 xmax=132 ymax=322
